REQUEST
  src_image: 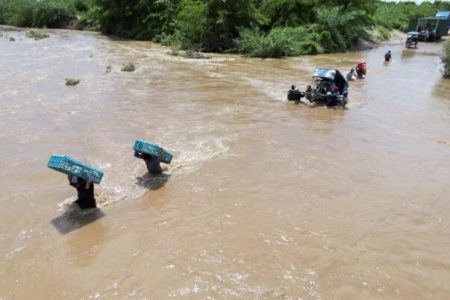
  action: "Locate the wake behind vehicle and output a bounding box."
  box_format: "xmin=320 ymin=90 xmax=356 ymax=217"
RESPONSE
xmin=288 ymin=67 xmax=348 ymax=108
xmin=405 ymin=31 xmax=419 ymax=48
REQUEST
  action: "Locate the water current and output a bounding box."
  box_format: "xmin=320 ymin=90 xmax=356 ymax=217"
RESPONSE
xmin=1 ymin=26 xmax=450 ymax=299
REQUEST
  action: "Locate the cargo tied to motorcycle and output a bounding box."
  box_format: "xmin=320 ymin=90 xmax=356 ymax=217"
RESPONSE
xmin=133 ymin=140 xmax=173 ymax=164
xmin=47 ymin=155 xmax=104 ymax=184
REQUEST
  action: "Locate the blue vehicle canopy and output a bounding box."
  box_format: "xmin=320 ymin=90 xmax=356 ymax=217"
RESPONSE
xmin=407 ymin=31 xmax=419 ymax=37
xmin=313 ymin=67 xmax=348 ymax=95
xmin=313 ymin=68 xmax=336 ymax=80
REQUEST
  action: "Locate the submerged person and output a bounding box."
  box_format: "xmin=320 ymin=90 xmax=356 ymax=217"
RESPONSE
xmin=346 ymin=69 xmax=356 ymax=81
xmin=68 ymin=175 xmax=96 ymax=209
xmin=135 ymin=147 xmax=165 ymax=175
xmin=288 ymin=84 xmax=302 ymax=102
xmin=384 ymin=50 xmax=392 ymax=62
xmin=326 ymin=86 xmax=340 ymax=107
xmin=356 ymin=59 xmax=367 ymax=77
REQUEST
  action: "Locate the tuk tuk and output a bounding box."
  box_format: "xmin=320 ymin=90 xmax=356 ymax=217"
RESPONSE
xmin=287 ymin=67 xmax=348 ymax=108
xmin=405 ymin=31 xmax=419 ymax=48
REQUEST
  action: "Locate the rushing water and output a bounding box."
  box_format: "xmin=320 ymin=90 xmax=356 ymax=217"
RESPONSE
xmin=1 ymin=26 xmax=450 ymax=299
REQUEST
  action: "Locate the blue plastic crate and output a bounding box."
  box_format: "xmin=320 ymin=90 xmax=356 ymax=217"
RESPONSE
xmin=47 ymin=155 xmax=104 ymax=184
xmin=133 ymin=140 xmax=173 ymax=164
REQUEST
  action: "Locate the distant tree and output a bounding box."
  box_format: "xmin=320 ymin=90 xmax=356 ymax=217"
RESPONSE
xmin=202 ymin=0 xmax=259 ymax=51
xmin=175 ymin=0 xmax=207 ymax=46
xmin=258 ymin=0 xmax=317 ymax=27
xmin=96 ymin=0 xmax=180 ymax=39
xmin=319 ymin=0 xmax=376 ymax=14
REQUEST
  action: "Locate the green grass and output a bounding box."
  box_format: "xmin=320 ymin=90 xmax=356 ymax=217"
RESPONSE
xmin=375 ymin=25 xmax=391 ymax=41
xmin=65 ymin=78 xmax=80 ymax=86
xmin=121 ymin=62 xmax=135 ymax=72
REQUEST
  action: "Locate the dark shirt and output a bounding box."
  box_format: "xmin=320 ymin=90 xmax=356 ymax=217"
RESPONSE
xmin=385 ymin=52 xmax=391 ymax=61
xmin=135 ymin=151 xmax=163 ymax=175
xmin=144 ymin=156 xmax=163 ymax=175
xmin=69 ymin=175 xmax=96 ymax=209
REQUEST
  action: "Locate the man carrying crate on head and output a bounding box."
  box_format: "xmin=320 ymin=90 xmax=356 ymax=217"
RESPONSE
xmin=68 ymin=175 xmax=96 ymax=209
xmin=133 ymin=140 xmax=172 ymax=175
xmin=135 ymin=147 xmax=165 ymax=175
xmin=48 ymin=155 xmax=103 ymax=210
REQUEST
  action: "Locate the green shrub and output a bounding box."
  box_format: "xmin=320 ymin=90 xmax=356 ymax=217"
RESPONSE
xmin=168 ymin=49 xmax=180 ymax=56
xmin=155 ymin=32 xmax=181 ymax=47
xmin=375 ymin=25 xmax=391 ymax=41
xmin=174 ymin=0 xmax=207 ymax=46
xmin=26 ymin=28 xmax=49 ymax=40
xmin=182 ymin=49 xmax=211 ymax=59
xmin=121 ymin=63 xmax=135 ymax=72
xmin=373 ymin=2 xmax=450 ymax=32
xmin=236 ymin=26 xmax=328 ymax=58
xmin=65 ymin=78 xmax=80 ymax=86
xmin=442 ymin=40 xmax=450 ymax=77
xmin=1 ymin=0 xmax=76 ymax=28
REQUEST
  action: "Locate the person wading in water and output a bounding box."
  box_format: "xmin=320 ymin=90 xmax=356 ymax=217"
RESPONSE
xmin=134 ymin=147 xmax=166 ymax=175
xmin=68 ymin=175 xmax=96 ymax=209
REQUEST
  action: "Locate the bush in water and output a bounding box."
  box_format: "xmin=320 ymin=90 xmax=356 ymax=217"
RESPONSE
xmin=26 ymin=28 xmax=49 ymax=40
xmin=121 ymin=63 xmax=135 ymax=72
xmin=442 ymin=40 xmax=450 ymax=78
xmin=65 ymin=78 xmax=80 ymax=86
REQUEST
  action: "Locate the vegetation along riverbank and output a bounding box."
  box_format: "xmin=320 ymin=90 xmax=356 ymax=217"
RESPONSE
xmin=1 ymin=0 xmax=449 ymax=58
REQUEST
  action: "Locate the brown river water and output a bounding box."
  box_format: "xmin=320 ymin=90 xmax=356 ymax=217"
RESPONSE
xmin=1 ymin=27 xmax=450 ymax=299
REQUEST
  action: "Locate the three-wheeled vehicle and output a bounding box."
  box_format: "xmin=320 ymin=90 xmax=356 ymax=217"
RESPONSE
xmin=287 ymin=67 xmax=348 ymax=108
xmin=405 ymin=31 xmax=419 ymax=48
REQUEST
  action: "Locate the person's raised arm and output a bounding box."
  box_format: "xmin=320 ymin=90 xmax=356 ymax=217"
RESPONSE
xmin=158 ymin=147 xmax=163 ymax=161
xmin=134 ymin=151 xmax=144 ymax=159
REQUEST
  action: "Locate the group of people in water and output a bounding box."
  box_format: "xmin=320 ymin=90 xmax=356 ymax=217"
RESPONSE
xmin=75 ymin=49 xmax=395 ymax=209
xmin=346 ymin=59 xmax=368 ymax=81
xmin=69 ymin=148 xmax=166 ymax=210
xmin=346 ymin=49 xmax=392 ymax=81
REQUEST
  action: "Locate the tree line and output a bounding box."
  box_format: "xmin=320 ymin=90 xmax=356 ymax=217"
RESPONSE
xmin=1 ymin=0 xmax=449 ymax=57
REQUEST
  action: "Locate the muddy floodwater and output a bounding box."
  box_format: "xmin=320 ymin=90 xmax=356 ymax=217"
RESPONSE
xmin=1 ymin=27 xmax=450 ymax=299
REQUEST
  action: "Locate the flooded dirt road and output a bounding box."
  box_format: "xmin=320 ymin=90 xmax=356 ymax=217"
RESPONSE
xmin=1 ymin=27 xmax=450 ymax=299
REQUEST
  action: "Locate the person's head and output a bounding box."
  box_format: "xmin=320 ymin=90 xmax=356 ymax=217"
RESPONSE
xmin=350 ymin=68 xmax=355 ymax=72
xmin=291 ymin=85 xmax=296 ymax=90
xmin=388 ymin=49 xmax=391 ymax=53
xmin=143 ymin=154 xmax=153 ymax=160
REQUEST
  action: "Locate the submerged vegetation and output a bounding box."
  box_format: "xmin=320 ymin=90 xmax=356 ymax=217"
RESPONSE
xmin=442 ymin=41 xmax=450 ymax=78
xmin=65 ymin=78 xmax=80 ymax=86
xmin=26 ymin=28 xmax=49 ymax=40
xmin=1 ymin=0 xmax=449 ymax=58
xmin=169 ymin=49 xmax=211 ymax=59
xmin=121 ymin=63 xmax=136 ymax=72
